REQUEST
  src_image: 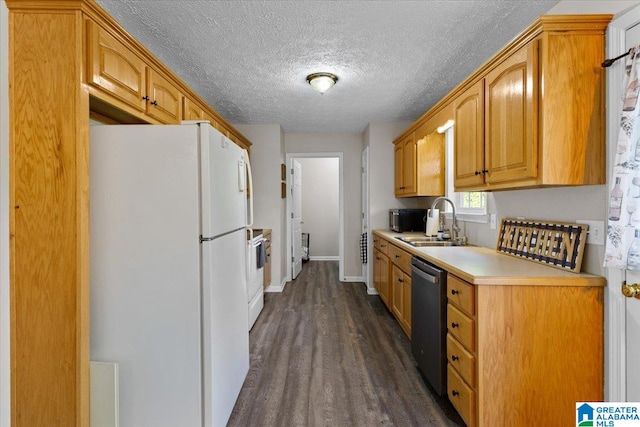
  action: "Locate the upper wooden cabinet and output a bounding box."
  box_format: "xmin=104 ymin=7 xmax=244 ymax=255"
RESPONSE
xmin=394 ymin=129 xmax=445 ymax=198
xmin=484 ymin=42 xmax=537 ymax=185
xmin=395 ymin=133 xmax=416 ymax=196
xmin=147 ymin=68 xmax=182 ymax=123
xmin=395 ymin=15 xmax=611 ymax=193
xmin=86 ymin=19 xmax=147 ymax=114
xmin=454 ymin=81 xmax=485 ymax=189
xmin=455 ymin=41 xmax=538 ymax=190
xmin=84 ymin=18 xmax=251 ymax=146
xmin=183 ymin=97 xmax=205 ymax=121
xmin=87 ymin=20 xmax=182 ymax=123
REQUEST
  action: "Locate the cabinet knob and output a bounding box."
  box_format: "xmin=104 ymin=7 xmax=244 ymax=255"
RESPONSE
xmin=452 ymin=390 xmax=460 ymax=397
xmin=622 ymin=282 xmax=640 ymax=298
xmin=451 ymin=322 xmax=459 ymax=328
xmin=451 ymin=289 xmax=459 ymax=295
xmin=398 ymin=278 xmax=403 ymax=283
xmin=451 ymin=355 xmax=459 ymax=362
xmin=482 ymin=169 xmax=489 ymax=174
xmin=395 ymin=254 xmax=400 ymax=258
xmin=399 ymin=186 xmax=405 ymax=189
xmin=151 ymin=100 xmax=158 ymax=106
xmin=474 ymin=171 xmax=481 ymax=176
xmin=142 ymin=95 xmax=149 ymax=101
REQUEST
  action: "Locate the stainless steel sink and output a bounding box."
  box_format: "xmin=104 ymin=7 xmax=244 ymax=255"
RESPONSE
xmin=394 ymin=236 xmax=464 ymax=247
xmin=395 ymin=236 xmax=440 ymax=243
xmin=409 ymin=240 xmax=459 ymax=247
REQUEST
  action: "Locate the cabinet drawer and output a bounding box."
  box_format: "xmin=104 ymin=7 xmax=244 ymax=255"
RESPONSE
xmin=447 ymin=274 xmax=475 ymax=315
xmin=375 ymin=238 xmax=389 ymax=256
xmin=388 ymin=244 xmax=412 ymax=274
xmin=447 ymin=303 xmax=475 ymax=352
xmin=447 ymin=334 xmax=476 ymax=388
xmin=448 ymin=364 xmax=476 ymax=427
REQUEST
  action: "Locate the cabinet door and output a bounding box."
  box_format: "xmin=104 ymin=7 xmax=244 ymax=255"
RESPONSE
xmin=374 ymin=249 xmax=390 ymax=307
xmin=86 ymin=20 xmax=147 ymax=113
xmin=485 ymin=41 xmax=538 ymax=184
xmin=394 ymin=142 xmax=404 ymax=195
xmin=402 ymin=134 xmax=417 ymax=194
xmin=416 ymin=132 xmax=445 ymax=196
xmin=391 ymin=265 xmax=404 ymax=321
xmin=380 ymin=254 xmax=390 ymax=308
xmin=454 ymin=80 xmax=485 ymax=189
xmin=183 ymin=97 xmax=205 ymax=121
xmin=402 ymin=274 xmax=412 ymax=337
xmin=147 ymin=69 xmax=182 ymax=123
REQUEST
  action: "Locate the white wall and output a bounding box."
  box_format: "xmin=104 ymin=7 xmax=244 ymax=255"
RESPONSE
xmin=234 ymin=124 xmax=287 ymax=290
xmin=285 ymin=133 xmax=363 ymax=279
xmin=1 ymin=2 xmax=9 ymax=426
xmin=298 ymin=158 xmax=339 ymax=259
xmin=363 ymin=121 xmax=414 ymax=290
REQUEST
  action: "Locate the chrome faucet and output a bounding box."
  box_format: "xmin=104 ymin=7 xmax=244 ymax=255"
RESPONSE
xmin=430 ymin=197 xmax=461 ymax=242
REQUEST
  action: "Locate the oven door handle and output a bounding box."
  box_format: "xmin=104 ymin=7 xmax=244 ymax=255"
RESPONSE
xmin=410 ymin=264 xmax=439 ymax=284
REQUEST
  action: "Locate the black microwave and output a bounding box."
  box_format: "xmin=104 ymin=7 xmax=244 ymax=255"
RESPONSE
xmin=389 ymin=209 xmax=427 ymax=232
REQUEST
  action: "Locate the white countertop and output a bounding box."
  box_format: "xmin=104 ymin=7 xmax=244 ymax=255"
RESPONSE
xmin=373 ymin=230 xmax=605 ymax=287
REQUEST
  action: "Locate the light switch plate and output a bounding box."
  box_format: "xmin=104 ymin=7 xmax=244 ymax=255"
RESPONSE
xmin=490 ymin=214 xmax=497 ymax=230
xmin=576 ymin=220 xmax=605 ymax=246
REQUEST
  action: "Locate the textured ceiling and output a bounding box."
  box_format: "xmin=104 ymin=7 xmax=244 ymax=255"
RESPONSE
xmin=95 ymin=0 xmax=559 ymax=134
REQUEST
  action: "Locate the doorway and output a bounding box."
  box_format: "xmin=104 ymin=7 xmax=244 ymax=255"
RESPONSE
xmin=606 ymin=4 xmax=640 ymax=402
xmin=285 ymin=153 xmax=343 ymax=282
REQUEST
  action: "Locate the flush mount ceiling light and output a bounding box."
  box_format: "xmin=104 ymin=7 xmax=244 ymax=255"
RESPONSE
xmin=306 ymin=72 xmax=338 ymax=94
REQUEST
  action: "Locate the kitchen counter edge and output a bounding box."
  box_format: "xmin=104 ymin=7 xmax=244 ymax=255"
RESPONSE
xmin=372 ymin=229 xmax=605 ymax=287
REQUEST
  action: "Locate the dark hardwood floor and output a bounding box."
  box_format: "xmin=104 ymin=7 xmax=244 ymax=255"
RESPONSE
xmin=228 ymin=261 xmax=465 ymax=427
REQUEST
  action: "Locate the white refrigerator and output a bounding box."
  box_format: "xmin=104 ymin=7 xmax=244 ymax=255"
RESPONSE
xmin=90 ymin=122 xmax=251 ymax=427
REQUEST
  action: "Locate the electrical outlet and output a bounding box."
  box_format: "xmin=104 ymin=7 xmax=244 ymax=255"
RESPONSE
xmin=576 ymin=220 xmax=605 ymax=246
xmin=490 ymin=214 xmax=497 ymax=230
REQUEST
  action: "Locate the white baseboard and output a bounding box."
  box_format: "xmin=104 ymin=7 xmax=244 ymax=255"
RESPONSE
xmin=308 ymin=256 xmax=339 ymax=261
xmin=367 ymin=287 xmax=378 ymax=295
xmin=342 ymin=276 xmax=363 ymax=282
xmin=265 ymin=278 xmax=287 ymax=293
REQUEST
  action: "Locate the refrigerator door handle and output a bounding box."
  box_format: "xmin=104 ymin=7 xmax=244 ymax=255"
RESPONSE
xmin=245 ymin=149 xmax=254 ymax=228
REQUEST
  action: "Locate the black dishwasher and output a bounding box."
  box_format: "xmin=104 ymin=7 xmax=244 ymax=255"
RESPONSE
xmin=410 ymin=256 xmax=447 ymax=396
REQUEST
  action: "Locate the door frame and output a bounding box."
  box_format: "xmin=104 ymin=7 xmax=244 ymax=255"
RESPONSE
xmin=361 ymin=147 xmax=370 ymax=288
xmin=285 ymin=152 xmax=344 ymax=282
xmin=605 ymin=4 xmax=640 ymax=401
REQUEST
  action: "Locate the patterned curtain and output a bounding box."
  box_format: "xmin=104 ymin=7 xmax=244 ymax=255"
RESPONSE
xmin=606 ymin=46 xmax=640 ymax=269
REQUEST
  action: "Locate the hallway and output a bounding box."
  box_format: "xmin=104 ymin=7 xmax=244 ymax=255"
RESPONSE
xmin=228 ymin=261 xmax=464 ymax=426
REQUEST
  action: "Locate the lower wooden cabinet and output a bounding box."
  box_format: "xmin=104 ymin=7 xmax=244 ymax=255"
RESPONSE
xmin=373 ymin=248 xmax=390 ymax=307
xmin=374 ymin=234 xmax=413 ymax=337
xmin=446 ymin=273 xmax=603 ymax=426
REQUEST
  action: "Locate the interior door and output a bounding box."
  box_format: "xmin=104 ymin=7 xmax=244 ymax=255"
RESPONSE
xmin=291 ymin=159 xmax=303 ymax=279
xmin=625 ymin=21 xmax=640 ymax=401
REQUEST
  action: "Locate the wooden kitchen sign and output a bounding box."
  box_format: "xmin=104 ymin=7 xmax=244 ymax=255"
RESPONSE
xmin=496 ymin=218 xmax=588 ymax=273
